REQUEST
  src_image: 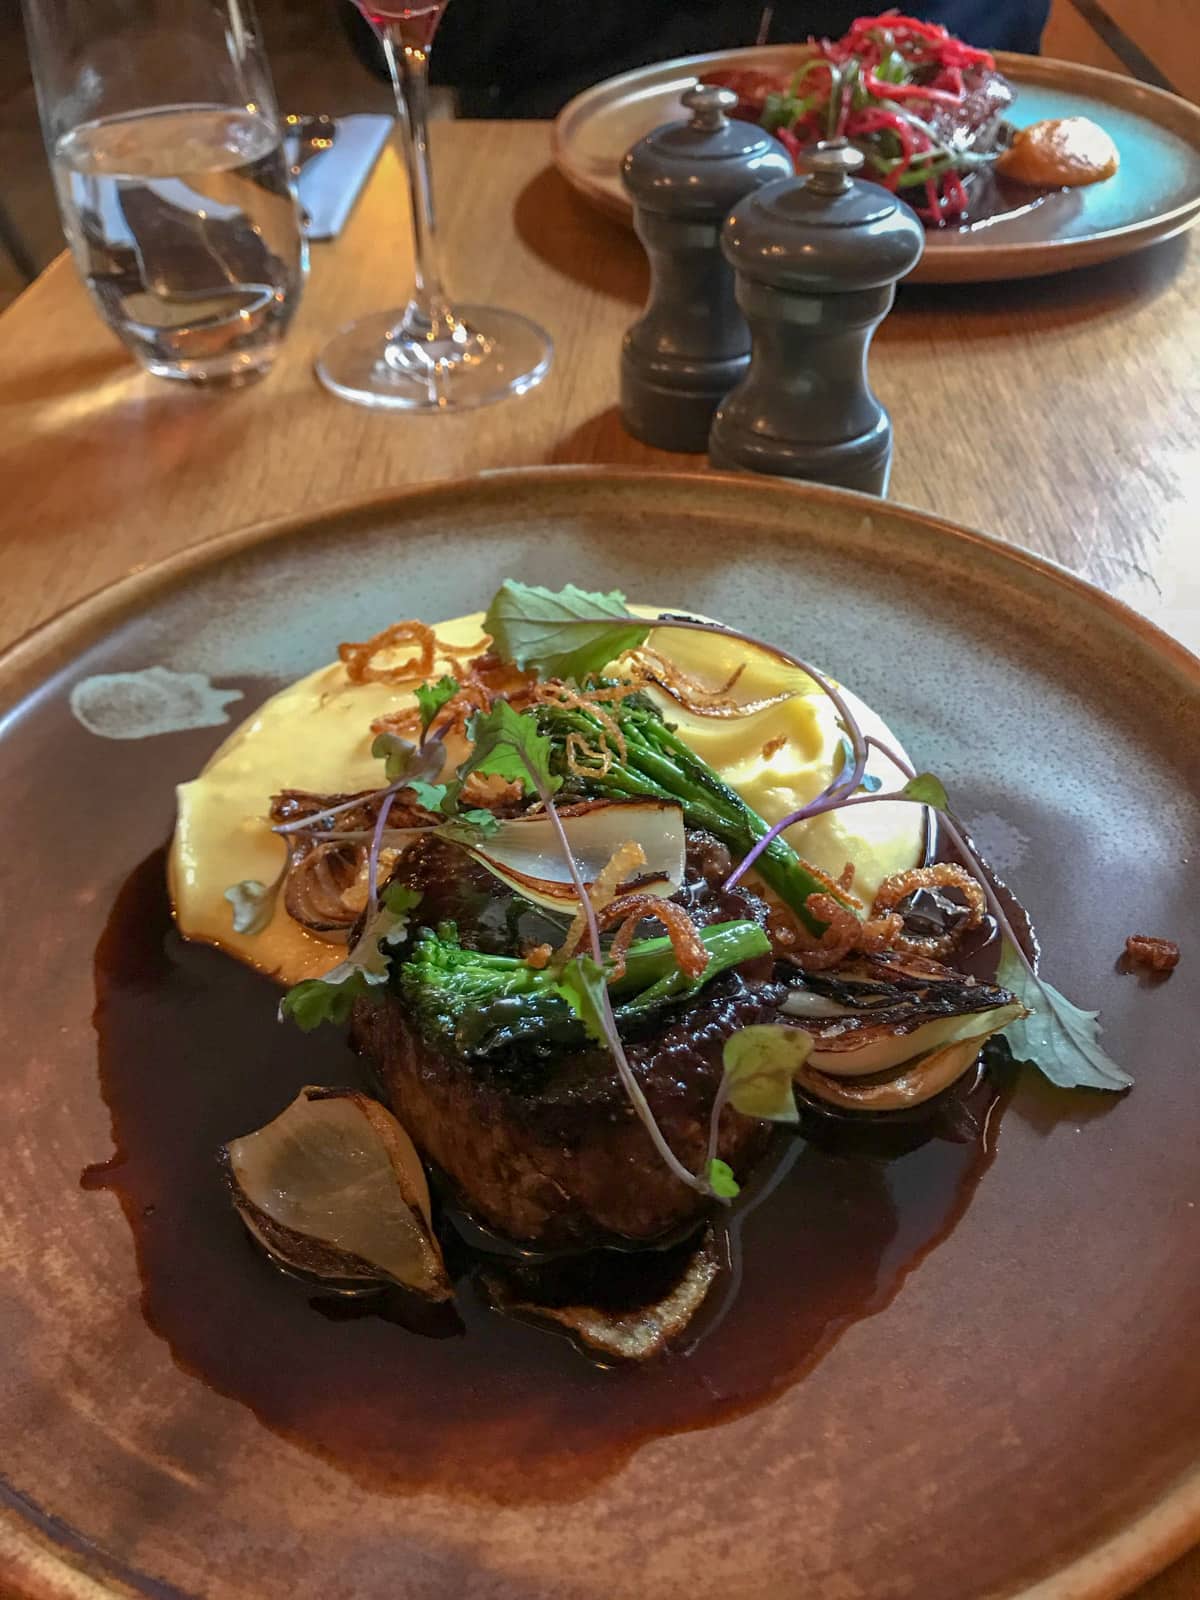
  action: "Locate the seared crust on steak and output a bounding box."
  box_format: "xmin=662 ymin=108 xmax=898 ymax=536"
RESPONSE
xmin=351 ymin=976 xmax=781 ymax=1248
xmin=349 ymin=830 xmax=782 ymax=1248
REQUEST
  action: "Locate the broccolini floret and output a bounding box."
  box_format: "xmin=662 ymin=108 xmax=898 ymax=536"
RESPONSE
xmin=399 ymin=918 xmax=770 ymax=1058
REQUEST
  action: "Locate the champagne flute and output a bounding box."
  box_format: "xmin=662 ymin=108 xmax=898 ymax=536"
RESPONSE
xmin=316 ymin=1 xmax=553 ymax=411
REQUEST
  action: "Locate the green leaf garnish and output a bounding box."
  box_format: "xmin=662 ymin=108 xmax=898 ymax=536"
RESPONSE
xmin=996 ymin=940 xmax=1133 ymax=1091
xmin=554 ymin=954 xmax=609 ymax=1045
xmin=483 ymin=580 xmax=650 ymax=681
xmin=372 ymin=731 xmax=421 ymax=782
xmin=901 ymin=771 xmax=949 ymax=810
xmin=279 ymin=973 xmax=369 ymax=1032
xmin=721 ymin=1025 xmax=811 ymax=1124
xmin=706 ymin=1159 xmax=740 ymax=1199
xmin=415 ymin=675 xmax=459 ymax=735
xmin=280 ymin=884 xmax=422 ymax=1032
xmin=463 ymin=699 xmax=562 ymax=799
xmin=405 ymin=778 xmax=501 ymax=839
xmin=407 ymin=779 xmax=450 ymax=813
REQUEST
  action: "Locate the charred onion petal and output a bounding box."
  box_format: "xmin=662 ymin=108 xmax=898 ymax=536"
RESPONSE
xmin=780 ymin=954 xmax=1024 ymax=1078
xmin=795 ymin=1032 xmax=1008 ymax=1113
xmin=464 ymin=799 xmax=685 ymax=914
xmin=481 ymin=1230 xmax=720 ymax=1361
xmin=806 ymin=1000 xmax=1025 ymax=1078
xmin=224 ymin=1087 xmax=451 ymax=1301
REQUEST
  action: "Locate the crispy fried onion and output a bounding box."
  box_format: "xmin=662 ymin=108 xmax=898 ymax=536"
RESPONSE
xmin=528 ymin=680 xmax=631 ymax=778
xmin=340 ymin=620 xmax=489 ymax=688
xmin=370 ymin=651 xmax=538 ymax=741
xmin=784 ymin=895 xmax=904 ymax=972
xmin=556 ymin=840 xmax=648 ymax=964
xmin=762 ymin=860 xmax=897 ymax=972
xmin=597 ymin=892 xmax=709 ymax=984
xmin=270 ymin=787 xmax=435 ymax=936
xmin=871 ymin=864 xmax=986 ymax=958
xmin=459 ymin=770 xmax=524 ymax=809
xmin=628 ymin=644 xmax=795 ymax=719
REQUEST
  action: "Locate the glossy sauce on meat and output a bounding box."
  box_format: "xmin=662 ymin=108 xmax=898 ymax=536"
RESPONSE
xmin=84 ymin=842 xmax=1015 ymax=1501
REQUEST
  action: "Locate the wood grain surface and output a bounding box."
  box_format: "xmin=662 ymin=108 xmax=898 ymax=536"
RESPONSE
xmin=1094 ymin=0 xmax=1200 ymax=100
xmin=1 ymin=121 xmax=1198 ymax=658
xmin=0 ymin=118 xmax=1197 ymax=1600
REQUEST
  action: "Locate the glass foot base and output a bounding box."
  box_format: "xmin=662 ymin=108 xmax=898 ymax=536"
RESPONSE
xmin=315 ymin=304 xmax=553 ymax=413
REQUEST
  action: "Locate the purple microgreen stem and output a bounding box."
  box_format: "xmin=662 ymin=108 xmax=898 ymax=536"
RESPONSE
xmin=271 ymin=780 xmax=407 ymax=837
xmin=866 ymin=733 xmax=916 ymax=780
xmin=366 ymin=788 xmax=398 ymax=921
xmin=517 ymin=744 xmax=713 ymax=1198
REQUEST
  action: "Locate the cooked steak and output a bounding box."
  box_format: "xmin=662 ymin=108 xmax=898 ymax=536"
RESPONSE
xmin=927 ymin=67 xmax=1015 ymax=151
xmin=350 ymin=834 xmax=783 ymax=1249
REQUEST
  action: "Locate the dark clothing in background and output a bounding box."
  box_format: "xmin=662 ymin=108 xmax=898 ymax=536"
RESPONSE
xmin=345 ymin=2 xmax=1051 ymax=118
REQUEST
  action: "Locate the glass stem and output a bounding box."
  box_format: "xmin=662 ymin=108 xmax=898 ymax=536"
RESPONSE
xmin=380 ymin=25 xmax=453 ymax=337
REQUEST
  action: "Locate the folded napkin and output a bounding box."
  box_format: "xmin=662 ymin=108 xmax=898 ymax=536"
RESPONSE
xmin=290 ymin=114 xmax=394 ymax=241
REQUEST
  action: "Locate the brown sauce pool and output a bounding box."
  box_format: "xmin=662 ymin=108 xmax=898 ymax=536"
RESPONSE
xmin=953 ymin=169 xmax=1059 ymax=232
xmin=85 ymin=847 xmax=1015 ymax=1504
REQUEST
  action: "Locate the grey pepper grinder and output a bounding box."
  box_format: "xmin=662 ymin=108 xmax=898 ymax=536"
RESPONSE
xmin=620 ymin=83 xmax=792 ymax=453
xmin=708 ymin=140 xmax=925 ymax=494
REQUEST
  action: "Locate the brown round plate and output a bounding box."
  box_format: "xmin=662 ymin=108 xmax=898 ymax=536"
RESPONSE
xmin=552 ymin=47 xmax=1200 ymax=282
xmin=1 ymin=468 xmax=1198 ymax=1599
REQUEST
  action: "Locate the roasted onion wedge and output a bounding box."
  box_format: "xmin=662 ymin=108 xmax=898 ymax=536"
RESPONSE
xmin=223 ymin=1087 xmax=451 ymax=1300
xmin=481 ymin=1230 xmax=720 ymax=1362
xmin=781 ymin=952 xmax=1024 ymax=1079
xmin=794 ymin=1034 xmax=997 ymax=1112
xmin=734 ymin=952 xmax=1026 ymax=1113
xmin=724 ymin=1009 xmax=1021 ymax=1114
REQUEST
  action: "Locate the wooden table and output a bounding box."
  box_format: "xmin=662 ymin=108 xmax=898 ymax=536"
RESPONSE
xmin=0 ymin=120 xmax=1198 ymax=1600
xmin=1 ymin=121 xmax=1198 ymax=657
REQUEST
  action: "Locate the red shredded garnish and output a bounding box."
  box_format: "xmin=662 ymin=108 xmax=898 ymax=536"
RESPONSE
xmin=703 ymin=9 xmax=1002 ymax=224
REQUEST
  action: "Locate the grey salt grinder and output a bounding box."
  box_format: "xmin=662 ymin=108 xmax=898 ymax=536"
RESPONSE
xmin=708 ymin=140 xmax=925 ymax=494
xmin=620 ymin=84 xmax=792 ymax=453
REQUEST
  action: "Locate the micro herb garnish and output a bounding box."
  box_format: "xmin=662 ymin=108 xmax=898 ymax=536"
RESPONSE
xmin=706 ymin=1160 xmax=740 ymax=1200
xmin=407 ymin=778 xmax=501 ymax=838
xmin=414 ymin=675 xmax=459 ymax=738
xmin=463 ymin=698 xmax=562 ymax=799
xmin=371 ymin=730 xmax=442 ymax=785
xmin=481 ymin=580 xmax=1133 ymax=1096
xmin=996 ymin=942 xmax=1133 ymax=1092
xmin=280 ymin=883 xmax=422 ymax=1032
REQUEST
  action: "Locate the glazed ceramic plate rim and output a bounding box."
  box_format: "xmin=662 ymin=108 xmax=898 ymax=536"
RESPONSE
xmin=2 ymin=465 xmax=1199 ymax=1600
xmin=551 ymin=47 xmax=1200 ymax=282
